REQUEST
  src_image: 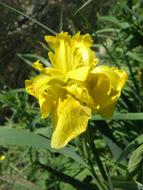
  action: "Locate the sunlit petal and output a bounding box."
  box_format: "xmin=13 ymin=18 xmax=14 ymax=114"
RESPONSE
xmin=66 ymin=66 xmax=90 ymax=81
xmin=66 ymin=80 xmax=93 ymax=107
xmin=45 ymin=32 xmax=72 ymax=73
xmin=45 ymin=32 xmax=98 ymax=74
xmin=72 ymin=32 xmax=98 ymax=68
xmin=51 ymin=95 xmax=91 ymax=148
xmin=91 ymin=65 xmax=128 ymax=91
xmin=39 ymin=95 xmax=52 ymax=118
xmin=87 ymin=65 xmax=128 ymax=114
xmin=86 ymin=73 xmax=113 ymax=111
xmin=32 ymin=60 xmax=43 ymax=71
xmin=25 ymin=74 xmax=50 ymax=99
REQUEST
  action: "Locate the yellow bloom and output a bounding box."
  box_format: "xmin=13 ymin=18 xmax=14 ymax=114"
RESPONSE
xmin=0 ymin=154 xmax=5 ymax=161
xmin=25 ymin=32 xmax=128 ymax=149
xmin=137 ymin=67 xmax=143 ymax=84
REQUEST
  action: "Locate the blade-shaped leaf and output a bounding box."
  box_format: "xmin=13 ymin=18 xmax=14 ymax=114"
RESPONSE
xmin=128 ymin=144 xmax=143 ymax=175
xmin=92 ymin=112 xmax=143 ymax=120
xmin=0 ymin=128 xmax=87 ymax=167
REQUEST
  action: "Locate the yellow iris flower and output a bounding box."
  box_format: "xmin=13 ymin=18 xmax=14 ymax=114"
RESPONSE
xmin=25 ymin=32 xmax=128 ymax=149
xmin=0 ymin=154 xmax=5 ymax=161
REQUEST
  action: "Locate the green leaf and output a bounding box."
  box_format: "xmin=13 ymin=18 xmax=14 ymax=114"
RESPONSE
xmin=92 ymin=112 xmax=143 ymax=120
xmin=17 ymin=53 xmax=51 ymax=67
xmin=95 ymin=28 xmax=119 ymax=34
xmin=128 ymin=144 xmax=143 ymax=175
xmin=0 ymin=127 xmax=51 ymax=148
xmin=122 ymin=134 xmax=143 ymax=156
xmin=94 ymin=120 xmax=125 ymax=162
xmin=0 ymin=128 xmax=87 ymax=167
xmin=98 ymin=16 xmax=119 ymax=24
xmin=126 ymin=52 xmax=143 ymax=63
xmin=102 ymin=134 xmax=125 ymax=162
xmin=111 ymin=180 xmax=143 ymax=190
xmin=3 ymin=175 xmax=42 ymax=190
xmin=98 ymin=16 xmax=130 ymax=29
xmin=17 ymin=54 xmax=33 ymax=67
xmin=115 ymin=134 xmax=143 ymax=167
xmin=118 ymin=22 xmax=130 ymax=29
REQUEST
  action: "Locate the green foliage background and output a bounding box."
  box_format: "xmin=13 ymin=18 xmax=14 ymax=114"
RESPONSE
xmin=0 ymin=0 xmax=143 ymax=189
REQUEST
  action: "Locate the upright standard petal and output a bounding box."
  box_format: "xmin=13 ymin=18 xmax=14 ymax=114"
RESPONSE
xmin=45 ymin=32 xmax=72 ymax=73
xmin=72 ymin=33 xmax=98 ymax=68
xmin=45 ymin=32 xmax=99 ymax=76
xmin=51 ymin=95 xmax=91 ymax=148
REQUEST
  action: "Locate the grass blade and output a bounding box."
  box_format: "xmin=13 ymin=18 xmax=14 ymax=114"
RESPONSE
xmin=17 ymin=53 xmax=51 ymax=67
xmin=92 ymin=112 xmax=143 ymax=120
xmin=73 ymin=0 xmax=92 ymax=16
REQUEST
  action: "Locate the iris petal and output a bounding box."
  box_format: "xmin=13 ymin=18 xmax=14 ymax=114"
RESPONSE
xmin=91 ymin=65 xmax=128 ymax=91
xmin=45 ymin=32 xmax=72 ymax=73
xmin=66 ymin=66 xmax=90 ymax=81
xmin=25 ymin=74 xmax=50 ymax=99
xmin=87 ymin=73 xmax=113 ymax=111
xmin=51 ymin=95 xmax=91 ymax=148
xmin=98 ymin=102 xmax=116 ymax=118
xmin=39 ymin=95 xmax=52 ymax=118
xmin=45 ymin=32 xmax=98 ymax=75
xmin=87 ymin=65 xmax=128 ymax=114
xmin=72 ymin=33 xmax=98 ymax=67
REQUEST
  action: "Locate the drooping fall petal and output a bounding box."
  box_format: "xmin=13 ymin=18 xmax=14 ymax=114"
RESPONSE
xmin=51 ymin=95 xmax=91 ymax=148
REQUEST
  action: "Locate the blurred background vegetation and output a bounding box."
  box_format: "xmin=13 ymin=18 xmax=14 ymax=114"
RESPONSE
xmin=0 ymin=0 xmax=119 ymax=88
xmin=0 ymin=0 xmax=143 ymax=189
